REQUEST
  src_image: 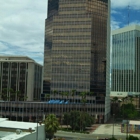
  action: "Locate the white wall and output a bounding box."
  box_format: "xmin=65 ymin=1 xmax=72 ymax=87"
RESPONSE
xmin=27 ymin=62 xmax=35 ymax=101
xmin=110 ymin=91 xmax=128 ymax=97
xmin=17 ymin=125 xmax=45 ymax=140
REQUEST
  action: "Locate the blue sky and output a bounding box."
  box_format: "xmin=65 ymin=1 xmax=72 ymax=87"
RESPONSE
xmin=0 ymin=0 xmax=140 ymax=65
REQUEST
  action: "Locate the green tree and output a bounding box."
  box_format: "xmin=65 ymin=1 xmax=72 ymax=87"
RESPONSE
xmin=63 ymin=111 xmax=94 ymax=131
xmin=80 ymin=92 xmax=88 ymax=131
xmin=80 ymin=92 xmax=87 ymax=106
xmin=71 ymin=89 xmax=76 ymax=103
xmin=63 ymin=112 xmax=70 ymax=130
xmin=127 ymin=135 xmax=139 ymax=140
xmin=89 ymin=91 xmax=94 ymax=96
xmin=64 ymin=91 xmax=69 ymax=101
xmin=135 ymin=95 xmax=139 ymax=108
xmin=44 ymin=114 xmax=59 ymax=140
xmin=128 ymin=96 xmax=134 ymax=104
xmin=112 ymin=97 xmax=118 ymax=103
xmin=59 ymin=91 xmax=65 ymax=127
xmin=124 ymin=96 xmax=128 ymax=103
xmin=0 ymin=88 xmax=15 ymax=101
xmin=121 ymin=103 xmax=139 ymax=119
xmin=60 ymin=91 xmax=64 ymax=101
xmin=53 ymin=90 xmax=58 ymax=100
xmin=45 ymin=94 xmax=50 ymax=101
xmin=121 ymin=97 xmax=127 ymax=118
xmin=24 ymin=95 xmax=28 ymax=101
xmin=0 ymin=88 xmax=8 ymax=101
xmin=15 ymin=90 xmax=21 ymax=101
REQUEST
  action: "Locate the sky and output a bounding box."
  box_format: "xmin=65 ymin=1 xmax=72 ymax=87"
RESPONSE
xmin=0 ymin=0 xmax=140 ymax=65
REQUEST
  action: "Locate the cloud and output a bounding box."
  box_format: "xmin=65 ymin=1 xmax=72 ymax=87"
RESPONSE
xmin=111 ymin=18 xmax=121 ymax=30
xmin=0 ymin=0 xmax=47 ymax=65
xmin=111 ymin=10 xmax=121 ymax=15
xmin=129 ymin=20 xmax=140 ymax=25
xmin=0 ymin=0 xmax=140 ymax=66
xmin=111 ymin=0 xmax=140 ymax=9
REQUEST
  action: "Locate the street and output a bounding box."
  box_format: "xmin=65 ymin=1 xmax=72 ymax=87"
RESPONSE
xmin=55 ymin=131 xmax=129 ymax=140
xmin=53 ymin=123 xmax=140 ymax=140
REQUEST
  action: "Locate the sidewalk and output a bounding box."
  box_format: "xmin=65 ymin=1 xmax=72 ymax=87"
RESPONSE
xmin=92 ymin=124 xmax=140 ymax=137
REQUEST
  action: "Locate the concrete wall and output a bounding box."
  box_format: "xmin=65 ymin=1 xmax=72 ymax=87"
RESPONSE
xmin=17 ymin=125 xmax=45 ymax=140
xmin=27 ymin=63 xmax=35 ymax=101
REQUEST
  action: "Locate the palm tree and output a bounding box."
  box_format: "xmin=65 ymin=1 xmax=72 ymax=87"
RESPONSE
xmin=111 ymin=97 xmax=119 ymax=116
xmin=64 ymin=91 xmax=69 ymax=102
xmin=63 ymin=92 xmax=69 ymax=130
xmin=0 ymin=92 xmax=7 ymax=101
xmin=24 ymin=95 xmax=28 ymax=101
xmin=60 ymin=91 xmax=65 ymax=127
xmin=129 ymin=96 xmax=134 ymax=104
xmin=44 ymin=114 xmax=59 ymax=140
xmin=80 ymin=91 xmax=87 ymax=131
xmin=135 ymin=95 xmax=139 ymax=108
xmin=71 ymin=89 xmax=76 ymax=103
xmin=80 ymin=92 xmax=87 ymax=108
xmin=8 ymin=88 xmax=14 ymax=101
xmin=112 ymin=97 xmax=118 ymax=103
xmin=45 ymin=94 xmax=50 ymax=101
xmin=15 ymin=90 xmax=21 ymax=101
xmin=53 ymin=90 xmax=57 ymax=100
xmin=121 ymin=97 xmax=127 ymax=119
xmin=0 ymin=88 xmax=15 ymax=101
xmin=60 ymin=91 xmax=64 ymax=101
xmin=89 ymin=91 xmax=94 ymax=96
xmin=124 ymin=96 xmax=128 ymax=103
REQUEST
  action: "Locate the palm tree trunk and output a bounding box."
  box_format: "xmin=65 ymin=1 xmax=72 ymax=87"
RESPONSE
xmin=139 ymin=95 xmax=140 ymax=108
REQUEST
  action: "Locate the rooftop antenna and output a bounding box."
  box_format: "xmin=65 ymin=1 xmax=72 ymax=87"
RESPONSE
xmin=127 ymin=5 xmax=130 ymax=26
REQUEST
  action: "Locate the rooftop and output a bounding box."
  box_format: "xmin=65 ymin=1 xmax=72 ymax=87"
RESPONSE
xmin=112 ymin=24 xmax=140 ymax=35
xmin=0 ymin=119 xmax=37 ymax=130
xmin=0 ymin=131 xmax=30 ymax=140
xmin=0 ymin=55 xmax=42 ymax=66
xmin=0 ymin=118 xmax=41 ymax=140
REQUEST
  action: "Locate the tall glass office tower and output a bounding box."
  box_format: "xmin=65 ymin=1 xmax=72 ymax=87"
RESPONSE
xmin=43 ymin=0 xmax=110 ymax=122
xmin=111 ymin=25 xmax=140 ymax=96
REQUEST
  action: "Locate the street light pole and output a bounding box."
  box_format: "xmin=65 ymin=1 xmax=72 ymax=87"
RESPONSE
xmin=112 ymin=114 xmax=115 ymax=138
xmin=36 ymin=110 xmax=43 ymax=140
xmin=126 ymin=119 xmax=129 ymax=140
xmin=36 ymin=115 xmax=38 ymax=140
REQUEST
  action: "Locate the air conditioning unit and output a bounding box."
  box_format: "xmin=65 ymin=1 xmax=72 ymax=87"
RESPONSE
xmin=16 ymin=129 xmax=22 ymax=134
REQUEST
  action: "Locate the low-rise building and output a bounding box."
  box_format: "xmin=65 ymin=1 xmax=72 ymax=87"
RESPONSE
xmin=121 ymin=120 xmax=140 ymax=134
xmin=0 ymin=118 xmax=45 ymax=140
xmin=0 ymin=56 xmax=43 ymax=101
xmin=0 ymin=101 xmax=105 ymax=123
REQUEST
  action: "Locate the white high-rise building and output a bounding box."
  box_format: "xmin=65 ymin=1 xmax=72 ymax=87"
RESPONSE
xmin=111 ymin=25 xmax=140 ymax=97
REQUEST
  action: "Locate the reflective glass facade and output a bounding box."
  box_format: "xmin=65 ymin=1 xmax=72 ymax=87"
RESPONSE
xmin=44 ymin=0 xmax=110 ymax=97
xmin=111 ymin=25 xmax=140 ymax=93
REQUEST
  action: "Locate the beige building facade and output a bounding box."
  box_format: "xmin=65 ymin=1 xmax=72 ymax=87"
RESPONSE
xmin=0 ymin=56 xmax=43 ymax=101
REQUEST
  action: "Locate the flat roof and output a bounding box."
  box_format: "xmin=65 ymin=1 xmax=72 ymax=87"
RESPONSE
xmin=112 ymin=24 xmax=140 ymax=35
xmin=0 ymin=131 xmax=31 ymax=140
xmin=0 ymin=55 xmax=42 ymax=66
xmin=122 ymin=120 xmax=140 ymax=125
xmin=0 ymin=118 xmax=37 ymax=140
xmin=0 ymin=131 xmax=14 ymax=138
xmin=130 ymin=120 xmax=140 ymax=125
xmin=0 ymin=118 xmax=8 ymax=122
xmin=0 ymin=121 xmax=37 ymax=131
